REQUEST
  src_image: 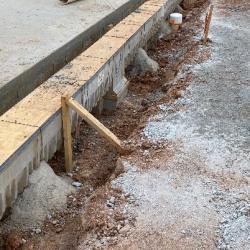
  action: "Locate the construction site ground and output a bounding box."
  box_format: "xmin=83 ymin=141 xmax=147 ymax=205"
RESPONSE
xmin=1 ymin=0 xmax=250 ymax=249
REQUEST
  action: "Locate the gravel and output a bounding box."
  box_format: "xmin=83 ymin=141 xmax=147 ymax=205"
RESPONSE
xmin=112 ymin=1 xmax=250 ymax=248
xmin=2 ymin=161 xmax=75 ymax=230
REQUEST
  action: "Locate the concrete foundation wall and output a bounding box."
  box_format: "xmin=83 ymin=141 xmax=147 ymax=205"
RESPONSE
xmin=0 ymin=0 xmax=145 ymax=115
xmin=0 ymin=0 xmax=181 ymax=219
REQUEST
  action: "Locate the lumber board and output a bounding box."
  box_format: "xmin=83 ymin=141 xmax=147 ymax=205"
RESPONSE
xmin=67 ymin=98 xmax=124 ymax=153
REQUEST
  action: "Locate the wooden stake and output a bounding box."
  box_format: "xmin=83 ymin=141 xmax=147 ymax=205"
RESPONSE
xmin=67 ymin=98 xmax=124 ymax=153
xmin=61 ymin=95 xmax=73 ymax=172
xmin=204 ymin=5 xmax=214 ymax=44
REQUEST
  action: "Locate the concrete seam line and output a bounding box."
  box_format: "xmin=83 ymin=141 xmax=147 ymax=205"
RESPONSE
xmin=0 ymin=120 xmax=39 ymax=128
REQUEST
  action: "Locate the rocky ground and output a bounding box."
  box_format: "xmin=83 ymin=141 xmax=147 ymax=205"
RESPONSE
xmin=1 ymin=0 xmax=250 ymax=249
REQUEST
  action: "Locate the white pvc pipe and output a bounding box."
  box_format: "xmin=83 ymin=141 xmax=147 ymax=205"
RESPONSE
xmin=169 ymin=13 xmax=183 ymax=25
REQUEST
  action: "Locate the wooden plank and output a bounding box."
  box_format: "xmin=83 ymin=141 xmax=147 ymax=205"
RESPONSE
xmin=61 ymin=96 xmax=73 ymax=172
xmin=67 ymin=98 xmax=124 ymax=153
xmin=204 ymin=5 xmax=214 ymax=44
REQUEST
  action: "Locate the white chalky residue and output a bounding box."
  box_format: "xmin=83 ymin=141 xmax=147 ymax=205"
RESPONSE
xmin=112 ymin=162 xmax=216 ymax=232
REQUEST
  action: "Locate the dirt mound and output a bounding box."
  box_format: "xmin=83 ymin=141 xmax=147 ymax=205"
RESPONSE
xmin=6 ymin=161 xmax=75 ymax=230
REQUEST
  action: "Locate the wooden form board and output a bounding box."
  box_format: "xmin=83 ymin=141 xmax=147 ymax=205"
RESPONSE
xmin=61 ymin=96 xmax=124 ymax=172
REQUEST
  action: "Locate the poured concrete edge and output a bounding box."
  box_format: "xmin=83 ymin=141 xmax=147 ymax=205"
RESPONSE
xmin=0 ymin=0 xmax=146 ymax=115
xmin=0 ymin=0 xmax=181 ymax=219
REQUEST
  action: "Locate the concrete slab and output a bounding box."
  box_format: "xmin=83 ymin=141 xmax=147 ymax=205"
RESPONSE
xmin=0 ymin=0 xmax=144 ymax=114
